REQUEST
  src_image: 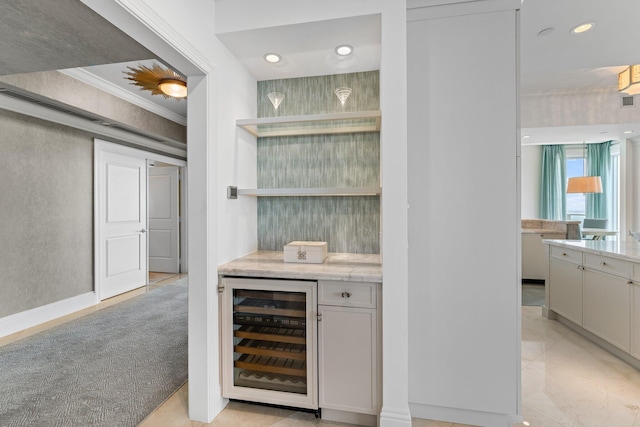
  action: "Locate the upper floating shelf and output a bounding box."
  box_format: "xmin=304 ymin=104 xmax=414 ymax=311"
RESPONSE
xmin=236 ymin=111 xmax=381 ymax=138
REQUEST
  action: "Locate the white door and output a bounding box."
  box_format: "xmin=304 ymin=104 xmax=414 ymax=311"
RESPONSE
xmin=148 ymin=165 xmax=180 ymax=273
xmin=97 ymin=150 xmax=147 ymax=300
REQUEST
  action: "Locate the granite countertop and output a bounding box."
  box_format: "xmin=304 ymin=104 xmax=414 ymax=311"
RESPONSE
xmin=544 ymin=239 xmax=640 ymax=263
xmin=218 ymin=251 xmax=382 ymax=283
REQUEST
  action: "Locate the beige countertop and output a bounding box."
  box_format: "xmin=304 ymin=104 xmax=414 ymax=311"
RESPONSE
xmin=218 ymin=251 xmax=382 ymax=283
xmin=522 ymin=228 xmax=569 ymax=234
xmin=544 ymin=239 xmax=640 ymax=263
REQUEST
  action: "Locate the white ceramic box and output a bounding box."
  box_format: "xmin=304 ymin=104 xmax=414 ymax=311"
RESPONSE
xmin=284 ymin=241 xmax=328 ymax=264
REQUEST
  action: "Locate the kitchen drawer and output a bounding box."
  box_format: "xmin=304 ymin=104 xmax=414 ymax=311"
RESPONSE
xmin=318 ymin=281 xmax=377 ymax=309
xmin=583 ymin=253 xmax=631 ymax=279
xmin=550 ymin=246 xmax=582 ymax=265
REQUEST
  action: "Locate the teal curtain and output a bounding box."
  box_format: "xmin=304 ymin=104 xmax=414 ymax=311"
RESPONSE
xmin=540 ymin=145 xmax=566 ymax=220
xmin=586 ymin=141 xmax=612 ymax=220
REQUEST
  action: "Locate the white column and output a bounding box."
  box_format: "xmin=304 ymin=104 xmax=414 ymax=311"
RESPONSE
xmin=407 ymin=1 xmax=522 ymax=426
xmin=380 ymin=0 xmax=412 ymax=425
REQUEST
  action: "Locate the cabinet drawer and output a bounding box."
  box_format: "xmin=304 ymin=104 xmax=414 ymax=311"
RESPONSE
xmin=318 ymin=281 xmax=377 ymax=308
xmin=583 ymin=253 xmax=630 ymax=278
xmin=550 ymin=246 xmax=582 ymax=265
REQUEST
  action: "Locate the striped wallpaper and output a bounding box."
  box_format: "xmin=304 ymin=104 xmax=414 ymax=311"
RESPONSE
xmin=256 ymin=71 xmax=380 ymax=254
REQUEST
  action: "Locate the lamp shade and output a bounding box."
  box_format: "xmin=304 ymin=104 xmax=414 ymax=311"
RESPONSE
xmin=566 ymin=176 xmax=603 ymax=193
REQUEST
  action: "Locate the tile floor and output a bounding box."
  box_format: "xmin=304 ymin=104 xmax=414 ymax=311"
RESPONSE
xmin=141 ymin=305 xmax=640 ymax=426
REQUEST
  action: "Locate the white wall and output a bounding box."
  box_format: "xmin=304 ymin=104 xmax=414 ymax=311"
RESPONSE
xmin=407 ymin=2 xmax=521 ymax=426
xmin=521 ymin=145 xmax=542 ymax=218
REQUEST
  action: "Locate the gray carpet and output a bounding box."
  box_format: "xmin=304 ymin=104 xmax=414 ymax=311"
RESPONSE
xmin=0 ymin=279 xmax=188 ymax=427
xmin=522 ymin=283 xmax=545 ymax=306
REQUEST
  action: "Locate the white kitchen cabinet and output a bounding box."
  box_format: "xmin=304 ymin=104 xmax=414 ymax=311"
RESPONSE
xmin=317 ymin=280 xmax=379 ymax=425
xmin=546 ymin=241 xmax=640 ymax=365
xmin=522 ymin=232 xmax=565 ymax=281
xmin=549 ymin=251 xmax=583 ymax=325
xmin=583 ymin=268 xmax=631 ymax=352
xmin=631 ymin=282 xmax=640 ymax=359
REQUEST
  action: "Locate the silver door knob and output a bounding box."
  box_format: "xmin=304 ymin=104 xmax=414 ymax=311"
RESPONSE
xmin=140 ymin=228 xmax=147 ymax=233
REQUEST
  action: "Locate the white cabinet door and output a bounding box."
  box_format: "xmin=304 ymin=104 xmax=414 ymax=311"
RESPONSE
xmin=318 ymin=305 xmax=377 ymax=415
xmin=632 ymin=282 xmax=640 ymax=360
xmin=549 ymin=259 xmax=583 ymax=325
xmin=522 ymin=233 xmax=565 ymax=281
xmin=583 ymin=269 xmax=631 ymax=352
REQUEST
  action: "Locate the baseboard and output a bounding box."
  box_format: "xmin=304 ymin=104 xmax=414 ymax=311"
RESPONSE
xmin=409 ymin=402 xmax=522 ymax=427
xmin=556 ymin=314 xmax=640 ymax=371
xmin=322 ymin=408 xmax=377 ymax=426
xmin=0 ymin=292 xmax=97 ymax=339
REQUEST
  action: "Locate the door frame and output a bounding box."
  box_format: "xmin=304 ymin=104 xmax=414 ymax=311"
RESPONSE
xmin=94 ymin=139 xmax=187 ymax=300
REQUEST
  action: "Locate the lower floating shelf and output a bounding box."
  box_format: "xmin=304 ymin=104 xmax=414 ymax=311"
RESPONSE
xmin=236 ymin=187 xmax=381 ymax=197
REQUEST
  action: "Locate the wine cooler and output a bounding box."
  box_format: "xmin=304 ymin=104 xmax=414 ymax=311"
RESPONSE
xmin=220 ymin=277 xmax=318 ymax=410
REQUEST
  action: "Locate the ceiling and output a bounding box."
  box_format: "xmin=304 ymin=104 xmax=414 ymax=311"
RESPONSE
xmin=0 ymin=0 xmax=639 ymax=143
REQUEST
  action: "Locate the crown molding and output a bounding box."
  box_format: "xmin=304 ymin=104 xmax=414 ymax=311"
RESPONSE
xmin=115 ymin=0 xmax=217 ymax=75
xmin=61 ymin=68 xmax=187 ymax=126
xmin=0 ymin=93 xmax=186 ymax=159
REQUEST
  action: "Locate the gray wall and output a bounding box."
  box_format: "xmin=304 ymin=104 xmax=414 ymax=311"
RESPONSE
xmin=0 ymin=70 xmax=186 ymax=144
xmin=256 ymin=71 xmax=380 ymax=253
xmin=0 ymin=109 xmax=93 ymax=318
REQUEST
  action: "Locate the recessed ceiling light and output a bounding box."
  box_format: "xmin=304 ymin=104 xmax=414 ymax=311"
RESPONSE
xmin=335 ymin=44 xmax=353 ymax=56
xmin=537 ymin=27 xmax=555 ymax=37
xmin=624 ymin=130 xmax=634 ymax=134
xmin=571 ymin=22 xmax=595 ymax=34
xmin=522 ymin=135 xmax=530 ymax=139
xmin=264 ymin=53 xmax=281 ymax=64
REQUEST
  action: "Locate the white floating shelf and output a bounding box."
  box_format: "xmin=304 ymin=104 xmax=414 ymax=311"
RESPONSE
xmin=236 ymin=111 xmax=381 ymax=138
xmin=237 ymin=187 xmax=382 ymax=197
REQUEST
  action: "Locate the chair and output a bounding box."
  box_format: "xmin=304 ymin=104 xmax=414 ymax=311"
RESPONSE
xmin=582 ymin=218 xmax=608 ymax=240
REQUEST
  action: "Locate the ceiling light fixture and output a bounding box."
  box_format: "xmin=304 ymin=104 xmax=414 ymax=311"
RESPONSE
xmin=537 ymin=27 xmax=555 ymax=37
xmin=335 ymin=44 xmax=353 ymax=56
xmin=158 ymin=79 xmax=187 ymax=98
xmin=264 ymin=53 xmax=281 ymax=64
xmin=570 ymin=22 xmax=594 ymax=34
xmin=124 ymin=64 xmax=187 ymax=99
xmin=624 ymin=130 xmax=634 ymax=134
xmin=618 ymin=65 xmax=640 ymax=95
xmin=522 ymin=135 xmax=530 ymax=139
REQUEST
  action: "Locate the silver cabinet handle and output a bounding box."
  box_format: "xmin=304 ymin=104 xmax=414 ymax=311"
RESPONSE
xmin=341 ymin=292 xmax=352 ymax=298
xmin=600 ymin=261 xmax=606 ymax=266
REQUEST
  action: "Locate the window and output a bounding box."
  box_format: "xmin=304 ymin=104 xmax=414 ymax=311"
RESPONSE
xmin=565 ymin=143 xmax=619 ymax=234
xmin=566 ymin=155 xmax=585 ymax=221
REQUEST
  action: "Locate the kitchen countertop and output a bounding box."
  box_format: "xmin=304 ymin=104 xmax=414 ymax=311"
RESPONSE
xmin=544 ymin=239 xmax=640 ymax=263
xmin=218 ymin=251 xmax=382 ymax=283
xmin=522 ymin=228 xmax=569 ymax=234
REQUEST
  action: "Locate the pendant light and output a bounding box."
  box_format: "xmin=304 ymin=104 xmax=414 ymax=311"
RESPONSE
xmin=566 ymin=142 xmax=602 ymax=193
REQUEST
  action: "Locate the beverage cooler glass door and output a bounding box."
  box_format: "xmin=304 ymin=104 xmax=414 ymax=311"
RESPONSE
xmin=221 ymin=277 xmax=318 ymax=410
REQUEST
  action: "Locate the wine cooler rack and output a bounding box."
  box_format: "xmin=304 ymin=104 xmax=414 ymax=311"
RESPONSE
xmin=222 ymin=278 xmax=318 ymax=410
